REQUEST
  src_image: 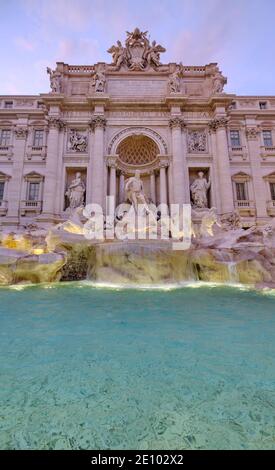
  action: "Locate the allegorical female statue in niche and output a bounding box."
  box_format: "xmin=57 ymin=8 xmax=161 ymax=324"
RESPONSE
xmin=66 ymin=172 xmax=86 ymax=210
xmin=190 ymin=171 xmax=211 ymax=208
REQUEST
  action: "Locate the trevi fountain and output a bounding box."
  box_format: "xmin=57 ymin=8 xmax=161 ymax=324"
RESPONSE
xmin=1 ymin=28 xmax=275 ymax=451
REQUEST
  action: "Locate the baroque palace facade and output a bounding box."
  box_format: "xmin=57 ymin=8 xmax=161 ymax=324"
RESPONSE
xmin=1 ymin=28 xmax=275 ymax=227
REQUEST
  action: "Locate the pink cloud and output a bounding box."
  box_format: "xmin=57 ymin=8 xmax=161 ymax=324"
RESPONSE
xmin=14 ymin=36 xmax=35 ymax=52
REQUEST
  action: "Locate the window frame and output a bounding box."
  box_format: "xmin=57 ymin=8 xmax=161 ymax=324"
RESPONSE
xmin=28 ymin=182 xmax=40 ymax=201
xmin=270 ymin=182 xmax=275 ymax=201
xmin=262 ymin=130 xmax=273 ymax=148
xmin=33 ymin=129 xmax=44 ymax=148
xmin=230 ymin=129 xmax=241 ymax=148
xmin=0 ymin=181 xmax=5 ymax=201
xmin=235 ymin=182 xmax=248 ymax=201
xmin=4 ymin=101 xmax=13 ymax=109
xmin=0 ymin=129 xmax=11 ymax=147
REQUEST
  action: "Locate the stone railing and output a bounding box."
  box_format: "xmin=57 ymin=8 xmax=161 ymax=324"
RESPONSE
xmin=20 ymin=200 xmax=42 ymax=215
xmin=67 ymin=66 xmax=94 ymax=74
xmin=234 ymin=200 xmax=255 ymax=208
xmin=230 ymin=146 xmax=243 ymax=152
xmin=229 ymin=146 xmax=248 ymax=161
xmin=234 ymin=200 xmax=255 ymax=216
xmin=26 ymin=145 xmax=47 ymax=161
xmin=260 ymin=145 xmax=275 ymax=160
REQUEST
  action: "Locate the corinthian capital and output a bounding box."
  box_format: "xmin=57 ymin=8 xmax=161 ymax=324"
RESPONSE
xmin=208 ymin=117 xmax=228 ymax=132
xmin=90 ymin=116 xmax=107 ymax=131
xmin=14 ymin=127 xmax=28 ymax=139
xmin=106 ymin=156 xmax=117 ymax=168
xmin=169 ymin=117 xmax=185 ymax=130
xmin=246 ymin=127 xmax=259 ymax=140
xmin=47 ymin=117 xmax=64 ymax=129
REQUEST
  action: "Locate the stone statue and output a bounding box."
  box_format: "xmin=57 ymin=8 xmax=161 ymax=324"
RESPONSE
xmin=107 ymin=40 xmax=127 ymax=69
xmin=200 ymin=208 xmax=220 ymax=237
xmin=212 ymin=70 xmax=227 ymax=94
xmin=47 ymin=67 xmax=62 ymax=93
xmin=169 ymin=70 xmax=181 ymax=93
xmin=125 ymin=170 xmax=152 ymax=215
xmin=221 ymin=210 xmax=242 ymax=231
xmin=68 ymin=130 xmax=87 ymax=152
xmin=145 ymin=40 xmax=166 ymax=68
xmin=190 ymin=172 xmax=211 ymax=208
xmin=92 ymin=71 xmax=106 ymax=93
xmin=66 ymin=172 xmax=85 ymax=210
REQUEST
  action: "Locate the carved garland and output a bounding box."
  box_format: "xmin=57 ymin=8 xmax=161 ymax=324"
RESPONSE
xmin=246 ymin=127 xmax=259 ymax=140
xmin=14 ymin=127 xmax=28 ymax=139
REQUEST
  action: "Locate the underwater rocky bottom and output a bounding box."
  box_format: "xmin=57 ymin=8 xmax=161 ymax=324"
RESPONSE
xmin=0 ymin=282 xmax=275 ymax=450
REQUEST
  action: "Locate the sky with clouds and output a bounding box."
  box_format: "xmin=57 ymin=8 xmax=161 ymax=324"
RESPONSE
xmin=0 ymin=0 xmax=274 ymax=96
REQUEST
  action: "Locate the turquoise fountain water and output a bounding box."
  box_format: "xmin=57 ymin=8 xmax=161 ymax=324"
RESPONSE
xmin=0 ymin=282 xmax=275 ymax=450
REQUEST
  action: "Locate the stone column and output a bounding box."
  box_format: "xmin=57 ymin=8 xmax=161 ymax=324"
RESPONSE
xmin=159 ymin=158 xmax=169 ymax=205
xmin=209 ymin=129 xmax=222 ymax=213
xmin=246 ymin=127 xmax=267 ymax=220
xmin=40 ymin=117 xmax=63 ymax=220
xmin=119 ymin=172 xmax=125 ymax=204
xmin=90 ymin=116 xmax=106 ymax=210
xmin=209 ymin=118 xmax=234 ymax=214
xmin=109 ymin=163 xmax=117 ymax=204
xmin=169 ymin=117 xmax=187 ymax=205
xmin=150 ymin=171 xmax=156 ymax=204
xmin=7 ymin=126 xmax=28 ymax=223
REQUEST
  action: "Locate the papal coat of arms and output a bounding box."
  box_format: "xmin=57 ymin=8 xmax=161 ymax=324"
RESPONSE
xmin=107 ymin=28 xmax=166 ymax=71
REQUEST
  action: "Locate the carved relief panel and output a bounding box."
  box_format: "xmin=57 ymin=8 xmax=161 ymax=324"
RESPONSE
xmin=187 ymin=130 xmax=207 ymax=153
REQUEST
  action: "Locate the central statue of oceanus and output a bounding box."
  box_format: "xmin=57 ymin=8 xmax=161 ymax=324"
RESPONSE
xmin=125 ymin=170 xmax=153 ymax=215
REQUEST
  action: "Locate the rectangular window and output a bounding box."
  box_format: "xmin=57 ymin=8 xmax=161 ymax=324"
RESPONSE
xmin=263 ymin=130 xmax=273 ymax=147
xmin=0 ymin=129 xmax=11 ymax=146
xmin=28 ymin=182 xmax=40 ymax=201
xmin=33 ymin=130 xmax=44 ymax=148
xmin=259 ymin=102 xmax=267 ymax=110
xmin=4 ymin=101 xmax=13 ymax=109
xmin=270 ymin=183 xmax=275 ymax=201
xmin=230 ymin=130 xmax=241 ymax=148
xmin=0 ymin=182 xmax=4 ymax=201
xmin=236 ymin=182 xmax=247 ymax=201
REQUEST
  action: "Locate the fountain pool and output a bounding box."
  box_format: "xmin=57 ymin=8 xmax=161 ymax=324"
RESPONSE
xmin=0 ymin=282 xmax=275 ymax=450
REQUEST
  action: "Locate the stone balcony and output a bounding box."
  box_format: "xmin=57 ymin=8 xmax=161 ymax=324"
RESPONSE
xmin=229 ymin=146 xmax=248 ymax=161
xmin=234 ymin=200 xmax=256 ymax=216
xmin=0 ymin=200 xmax=8 ymax=215
xmin=20 ymin=200 xmax=42 ymax=216
xmin=260 ymin=146 xmax=275 ymax=160
xmin=26 ymin=145 xmax=47 ymax=161
xmin=266 ymin=200 xmax=275 ymax=216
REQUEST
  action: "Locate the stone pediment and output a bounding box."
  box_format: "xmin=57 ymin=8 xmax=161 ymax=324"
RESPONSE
xmin=232 ymin=172 xmax=251 ymax=182
xmin=23 ymin=171 xmax=44 ymax=181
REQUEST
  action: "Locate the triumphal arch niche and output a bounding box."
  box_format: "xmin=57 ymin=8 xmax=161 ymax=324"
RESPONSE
xmin=1 ymin=26 xmax=274 ymax=228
